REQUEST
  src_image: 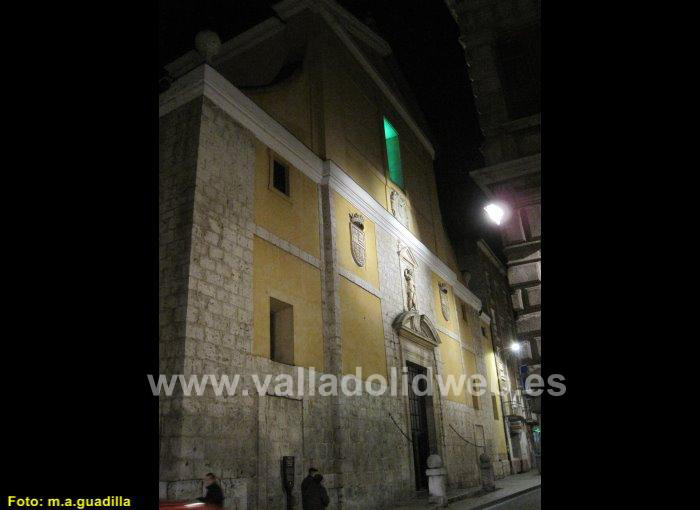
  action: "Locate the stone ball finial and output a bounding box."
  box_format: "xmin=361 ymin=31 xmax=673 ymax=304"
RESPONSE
xmin=426 ymin=454 xmax=443 ymax=469
xmin=195 ymin=30 xmax=221 ymax=62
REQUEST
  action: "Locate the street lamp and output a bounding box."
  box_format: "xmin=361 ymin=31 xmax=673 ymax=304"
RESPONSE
xmin=484 ymin=202 xmax=507 ymax=225
xmin=497 ymin=341 xmax=521 ymax=357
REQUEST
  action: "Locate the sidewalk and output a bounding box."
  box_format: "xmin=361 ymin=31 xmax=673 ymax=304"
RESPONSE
xmin=392 ymin=470 xmax=541 ymax=509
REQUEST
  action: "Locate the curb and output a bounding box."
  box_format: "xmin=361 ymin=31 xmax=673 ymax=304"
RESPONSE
xmin=463 ymin=484 xmax=540 ymax=510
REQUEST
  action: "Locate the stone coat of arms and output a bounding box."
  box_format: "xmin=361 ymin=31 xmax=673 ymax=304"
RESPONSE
xmin=438 ymin=282 xmax=450 ymax=321
xmin=349 ymin=212 xmax=366 ymax=267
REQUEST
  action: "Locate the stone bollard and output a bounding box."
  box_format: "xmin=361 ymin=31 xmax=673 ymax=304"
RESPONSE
xmin=426 ymin=454 xmax=448 ymax=508
xmin=479 ymin=453 xmax=496 ymax=493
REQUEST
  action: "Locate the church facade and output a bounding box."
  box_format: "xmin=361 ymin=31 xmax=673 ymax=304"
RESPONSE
xmin=159 ymin=1 xmax=523 ymax=508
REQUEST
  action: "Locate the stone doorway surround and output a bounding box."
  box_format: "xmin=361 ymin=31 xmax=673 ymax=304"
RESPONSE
xmin=393 ymin=311 xmax=445 ymax=492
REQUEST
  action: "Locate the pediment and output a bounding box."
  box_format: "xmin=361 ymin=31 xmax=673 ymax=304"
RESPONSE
xmin=393 ymin=311 xmax=441 ymax=349
xmin=398 ymin=242 xmax=417 ymax=267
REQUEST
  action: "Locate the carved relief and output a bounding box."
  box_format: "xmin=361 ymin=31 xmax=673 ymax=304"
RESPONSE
xmin=404 ymin=268 xmax=417 ymax=311
xmin=438 ymin=282 xmax=450 ymax=321
xmin=349 ymin=212 xmax=366 ymax=267
xmin=390 ymin=189 xmax=409 ymax=227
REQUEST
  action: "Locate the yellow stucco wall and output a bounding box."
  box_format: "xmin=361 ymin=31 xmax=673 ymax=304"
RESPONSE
xmin=253 ymin=140 xmax=321 ymax=259
xmin=431 ymin=273 xmax=459 ymax=335
xmin=339 ymin=277 xmax=387 ymax=379
xmin=462 ymin=349 xmax=479 ymax=409
xmin=438 ymin=333 xmax=467 ymax=404
xmin=252 ymin=236 xmax=324 ymax=370
xmin=245 ymin=67 xmax=313 ymax=150
xmin=481 ymin=321 xmax=508 ymax=457
xmin=333 ymin=192 xmax=380 ymax=290
xmin=456 ymin=298 xmax=475 ymax=351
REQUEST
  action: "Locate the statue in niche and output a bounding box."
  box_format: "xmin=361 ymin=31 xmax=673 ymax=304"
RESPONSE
xmin=439 ymin=282 xmax=450 ymax=321
xmin=405 ymin=267 xmax=417 ymax=311
xmin=349 ymin=212 xmax=366 ymax=267
xmin=390 ymin=189 xmax=408 ymax=227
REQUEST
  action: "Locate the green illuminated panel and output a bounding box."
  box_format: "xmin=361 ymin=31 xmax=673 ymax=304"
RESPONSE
xmin=383 ymin=117 xmax=404 ymax=189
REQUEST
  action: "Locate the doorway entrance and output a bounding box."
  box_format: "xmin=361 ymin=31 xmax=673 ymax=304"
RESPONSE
xmin=407 ymin=362 xmax=431 ymax=490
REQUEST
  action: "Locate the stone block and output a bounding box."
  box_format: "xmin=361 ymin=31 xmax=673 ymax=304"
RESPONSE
xmin=523 ymin=204 xmax=541 ymax=238
xmin=516 ymin=311 xmax=540 ymax=334
xmin=526 ymin=285 xmax=541 ymax=307
xmin=508 ymin=262 xmax=540 ymax=286
xmin=502 ymin=212 xmax=526 ymax=245
xmin=511 ymin=289 xmax=524 ymax=311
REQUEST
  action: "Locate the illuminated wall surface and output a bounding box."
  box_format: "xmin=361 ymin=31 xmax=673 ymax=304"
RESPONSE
xmin=252 ymin=236 xmax=324 ymax=371
xmin=339 ymin=276 xmax=387 ymax=378
xmin=333 ymin=191 xmax=380 ymax=290
xmin=481 ymin=322 xmax=508 ymax=456
xmin=431 ymin=274 xmax=459 ymax=335
xmin=159 ymin=5 xmax=529 ymax=502
xmin=253 ymin=140 xmax=321 ymax=259
xmin=438 ymin=332 xmax=467 ymax=404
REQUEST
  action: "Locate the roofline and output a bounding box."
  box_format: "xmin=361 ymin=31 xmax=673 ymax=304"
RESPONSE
xmin=163 ymin=0 xmax=436 ymax=159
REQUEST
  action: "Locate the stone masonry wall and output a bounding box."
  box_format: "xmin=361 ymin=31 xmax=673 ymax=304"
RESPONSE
xmin=160 ymin=93 xmax=507 ymax=508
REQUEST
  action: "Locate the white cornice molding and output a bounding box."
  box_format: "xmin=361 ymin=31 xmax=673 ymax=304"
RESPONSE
xmin=160 ymin=65 xmax=324 ymax=183
xmin=159 ymin=65 xmax=480 ymax=312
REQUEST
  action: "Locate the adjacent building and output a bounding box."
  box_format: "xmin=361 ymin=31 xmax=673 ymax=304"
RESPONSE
xmin=446 ymin=0 xmax=541 ymax=425
xmin=159 ymin=1 xmax=530 ymax=508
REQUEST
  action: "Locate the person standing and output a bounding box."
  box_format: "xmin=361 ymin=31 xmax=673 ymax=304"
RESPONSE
xmin=305 ymin=473 xmax=329 ymax=510
xmin=301 ymin=468 xmax=318 ymax=509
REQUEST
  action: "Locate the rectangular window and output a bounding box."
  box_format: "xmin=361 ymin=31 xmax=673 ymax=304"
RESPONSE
xmin=492 ymin=393 xmax=500 ymax=420
xmin=270 ymin=297 xmax=294 ymax=365
xmin=270 ymin=157 xmax=290 ymax=197
xmin=383 ymin=117 xmax=404 ymax=189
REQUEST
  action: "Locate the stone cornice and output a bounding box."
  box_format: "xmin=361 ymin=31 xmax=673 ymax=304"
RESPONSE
xmin=470 ymin=153 xmax=541 ymax=197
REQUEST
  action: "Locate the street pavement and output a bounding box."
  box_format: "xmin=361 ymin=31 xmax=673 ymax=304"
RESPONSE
xmin=475 ymin=487 xmax=540 ymax=510
xmin=392 ymin=470 xmax=541 ymax=510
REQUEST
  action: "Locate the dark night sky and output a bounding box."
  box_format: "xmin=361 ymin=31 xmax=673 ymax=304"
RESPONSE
xmin=159 ymin=0 xmax=502 ymax=264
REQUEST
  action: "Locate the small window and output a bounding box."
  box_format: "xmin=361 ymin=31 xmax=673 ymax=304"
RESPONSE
xmin=472 ymin=395 xmax=480 ymax=410
xmin=492 ymin=393 xmax=500 ymax=420
xmin=270 ymin=156 xmax=290 ymax=197
xmin=270 ymin=297 xmax=294 ymax=365
xmin=383 ymin=117 xmax=404 ymax=189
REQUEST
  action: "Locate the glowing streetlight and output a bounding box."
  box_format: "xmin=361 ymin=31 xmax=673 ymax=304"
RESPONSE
xmin=509 ymin=341 xmax=521 ymax=353
xmin=484 ymin=203 xmax=506 ymax=225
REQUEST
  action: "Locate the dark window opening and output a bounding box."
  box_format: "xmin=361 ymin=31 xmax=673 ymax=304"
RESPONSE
xmin=270 ymin=297 xmax=293 ymax=365
xmin=272 ymin=158 xmax=290 ymax=196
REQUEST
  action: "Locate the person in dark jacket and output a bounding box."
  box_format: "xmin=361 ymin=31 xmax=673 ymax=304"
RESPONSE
xmin=304 ymin=473 xmax=329 ymax=510
xmin=197 ymin=473 xmax=224 ymax=508
xmin=301 ymin=467 xmax=319 ymax=509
